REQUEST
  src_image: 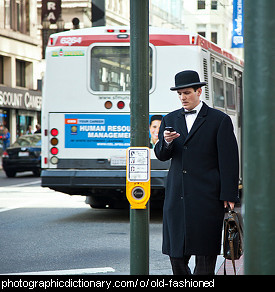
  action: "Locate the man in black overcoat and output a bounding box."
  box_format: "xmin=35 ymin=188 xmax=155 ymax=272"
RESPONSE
xmin=154 ymin=70 xmax=239 ymax=275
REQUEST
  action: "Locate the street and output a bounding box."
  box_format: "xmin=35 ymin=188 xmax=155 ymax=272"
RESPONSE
xmin=0 ymin=170 xmax=226 ymax=275
xmin=0 ymin=169 xmax=172 ymax=275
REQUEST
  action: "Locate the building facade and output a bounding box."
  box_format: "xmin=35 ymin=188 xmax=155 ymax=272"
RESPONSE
xmin=0 ymin=0 xmax=42 ymax=147
xmin=183 ymin=0 xmax=243 ymax=58
xmin=37 ymin=0 xmax=184 ymax=30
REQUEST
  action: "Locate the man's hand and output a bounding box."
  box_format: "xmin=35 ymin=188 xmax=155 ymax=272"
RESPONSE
xmin=224 ymin=201 xmax=235 ymax=210
xmin=164 ymin=130 xmax=180 ymax=143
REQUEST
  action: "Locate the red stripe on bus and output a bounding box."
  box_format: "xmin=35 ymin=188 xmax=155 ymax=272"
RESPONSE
xmin=50 ymin=34 xmax=242 ymax=63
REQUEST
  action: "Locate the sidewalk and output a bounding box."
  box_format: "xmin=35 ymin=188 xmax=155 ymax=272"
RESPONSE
xmin=216 ymin=255 xmax=244 ymax=275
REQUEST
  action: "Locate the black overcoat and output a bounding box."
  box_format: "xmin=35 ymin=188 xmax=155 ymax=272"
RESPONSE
xmin=154 ymin=102 xmax=239 ymax=257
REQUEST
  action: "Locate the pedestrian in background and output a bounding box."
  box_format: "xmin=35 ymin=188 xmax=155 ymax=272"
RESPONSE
xmin=2 ymin=127 xmax=10 ymax=151
xmin=154 ymin=70 xmax=239 ymax=275
xmin=26 ymin=125 xmax=33 ymax=134
xmin=34 ymin=124 xmax=41 ymax=133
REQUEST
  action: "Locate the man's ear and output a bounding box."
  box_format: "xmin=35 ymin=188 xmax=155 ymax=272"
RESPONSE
xmin=197 ymin=87 xmax=202 ymax=96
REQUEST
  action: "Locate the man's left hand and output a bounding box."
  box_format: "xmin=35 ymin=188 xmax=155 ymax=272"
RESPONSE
xmin=224 ymin=201 xmax=235 ymax=210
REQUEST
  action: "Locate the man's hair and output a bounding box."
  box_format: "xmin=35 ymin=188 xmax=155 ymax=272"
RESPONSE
xmin=192 ymin=85 xmax=202 ymax=92
xmin=150 ymin=115 xmax=163 ymax=125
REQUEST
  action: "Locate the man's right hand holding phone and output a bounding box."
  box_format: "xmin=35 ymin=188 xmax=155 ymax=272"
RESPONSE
xmin=164 ymin=127 xmax=180 ymax=143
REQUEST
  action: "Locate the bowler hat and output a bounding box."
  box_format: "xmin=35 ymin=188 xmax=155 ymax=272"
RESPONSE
xmin=170 ymin=70 xmax=207 ymax=91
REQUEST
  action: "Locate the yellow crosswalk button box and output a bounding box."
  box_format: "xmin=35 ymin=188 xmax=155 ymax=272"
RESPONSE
xmin=126 ymin=147 xmax=150 ymax=209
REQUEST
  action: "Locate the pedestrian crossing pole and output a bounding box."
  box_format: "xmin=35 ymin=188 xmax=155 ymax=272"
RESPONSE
xmin=129 ymin=0 xmax=150 ymax=275
xmin=244 ymin=0 xmax=275 ymax=274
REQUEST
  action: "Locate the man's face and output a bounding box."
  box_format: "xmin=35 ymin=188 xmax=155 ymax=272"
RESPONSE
xmin=149 ymin=119 xmax=161 ymax=144
xmin=177 ymin=87 xmax=202 ymax=111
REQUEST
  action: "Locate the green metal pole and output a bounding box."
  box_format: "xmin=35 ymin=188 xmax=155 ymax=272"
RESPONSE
xmin=130 ymin=0 xmax=150 ymax=275
xmin=244 ymin=0 xmax=275 ymax=275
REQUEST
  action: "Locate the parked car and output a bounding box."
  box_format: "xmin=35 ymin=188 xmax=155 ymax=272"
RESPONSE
xmin=2 ymin=134 xmax=41 ymax=177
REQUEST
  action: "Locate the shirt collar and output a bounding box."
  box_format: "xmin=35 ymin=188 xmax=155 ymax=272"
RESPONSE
xmin=184 ymin=101 xmax=202 ymax=113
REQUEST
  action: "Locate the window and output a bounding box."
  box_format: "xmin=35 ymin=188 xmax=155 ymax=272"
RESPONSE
xmin=227 ymin=66 xmax=233 ymax=79
xmin=212 ymin=57 xmax=238 ymax=112
xmin=16 ymin=59 xmax=26 ymax=87
xmin=213 ymin=77 xmax=224 ymax=108
xmin=226 ymin=82 xmax=236 ymax=110
xmin=211 ymin=0 xmax=218 ymax=10
xmin=4 ymin=0 xmax=29 ymax=33
xmin=90 ymin=46 xmax=153 ymax=92
xmin=197 ymin=24 xmax=206 ymax=37
xmin=198 ymin=0 xmax=205 ymax=9
xmin=215 ymin=60 xmax=222 ymax=75
xmin=4 ymin=0 xmax=11 ymax=28
xmin=211 ymin=32 xmax=218 ymax=44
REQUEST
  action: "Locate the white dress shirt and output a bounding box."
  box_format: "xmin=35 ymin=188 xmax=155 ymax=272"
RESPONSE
xmin=184 ymin=101 xmax=203 ymax=132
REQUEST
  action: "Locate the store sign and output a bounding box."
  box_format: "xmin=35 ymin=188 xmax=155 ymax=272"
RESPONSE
xmin=41 ymin=0 xmax=61 ymax=24
xmin=0 ymin=86 xmax=42 ymax=111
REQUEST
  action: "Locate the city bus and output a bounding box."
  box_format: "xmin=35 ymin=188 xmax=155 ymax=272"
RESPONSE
xmin=41 ymin=26 xmax=243 ymax=208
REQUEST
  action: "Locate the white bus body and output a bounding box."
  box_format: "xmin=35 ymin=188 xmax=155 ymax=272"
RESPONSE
xmin=41 ymin=26 xmax=243 ymax=208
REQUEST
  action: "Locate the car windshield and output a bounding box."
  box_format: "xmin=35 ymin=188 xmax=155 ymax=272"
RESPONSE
xmin=11 ymin=134 xmax=41 ymax=147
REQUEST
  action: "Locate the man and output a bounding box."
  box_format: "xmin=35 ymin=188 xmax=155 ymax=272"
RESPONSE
xmin=34 ymin=124 xmax=41 ymax=133
xmin=154 ymin=70 xmax=239 ymax=275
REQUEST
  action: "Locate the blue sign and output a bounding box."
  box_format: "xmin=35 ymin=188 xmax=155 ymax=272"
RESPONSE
xmin=65 ymin=113 xmax=164 ymax=149
xmin=232 ymin=0 xmax=244 ymax=48
xmin=65 ymin=114 xmax=131 ymax=149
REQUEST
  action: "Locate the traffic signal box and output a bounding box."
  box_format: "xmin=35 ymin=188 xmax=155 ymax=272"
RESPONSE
xmin=126 ymin=147 xmax=151 ymax=209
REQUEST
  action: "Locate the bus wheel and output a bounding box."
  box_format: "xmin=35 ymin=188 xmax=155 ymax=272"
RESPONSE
xmin=86 ymin=197 xmax=109 ymax=209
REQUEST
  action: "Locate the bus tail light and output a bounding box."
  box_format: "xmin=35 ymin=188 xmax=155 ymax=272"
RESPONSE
xmin=49 ymin=128 xmax=59 ymax=164
xmin=104 ymin=101 xmax=113 ymax=109
xmin=48 ymin=37 xmax=57 ymax=46
xmin=117 ymin=29 xmax=129 ymax=38
xmin=51 ymin=128 xmax=58 ymax=136
xmin=50 ymin=137 xmax=58 ymax=146
xmin=191 ymin=35 xmax=196 ymax=44
xmin=117 ymin=101 xmax=125 ymax=109
xmin=51 ymin=147 xmax=58 ymax=155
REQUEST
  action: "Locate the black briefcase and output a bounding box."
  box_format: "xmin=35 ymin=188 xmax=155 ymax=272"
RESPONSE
xmin=223 ymin=209 xmax=244 ymax=274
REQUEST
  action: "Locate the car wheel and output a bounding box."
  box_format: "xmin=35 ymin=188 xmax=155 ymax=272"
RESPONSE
xmin=33 ymin=169 xmax=41 ymax=177
xmin=5 ymin=170 xmax=16 ymax=178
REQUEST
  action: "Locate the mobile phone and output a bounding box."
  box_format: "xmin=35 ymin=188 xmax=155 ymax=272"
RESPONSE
xmin=165 ymin=126 xmax=175 ymax=132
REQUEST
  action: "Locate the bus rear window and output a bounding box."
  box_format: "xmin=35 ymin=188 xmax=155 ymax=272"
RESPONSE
xmin=90 ymin=46 xmax=152 ymax=92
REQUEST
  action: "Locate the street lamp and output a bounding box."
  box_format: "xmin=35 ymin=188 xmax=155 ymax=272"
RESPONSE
xmin=56 ymin=16 xmax=65 ymax=32
xmin=42 ymin=17 xmax=51 ymax=59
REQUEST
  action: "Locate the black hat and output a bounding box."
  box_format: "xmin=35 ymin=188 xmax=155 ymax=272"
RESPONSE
xmin=170 ymin=70 xmax=207 ymax=91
